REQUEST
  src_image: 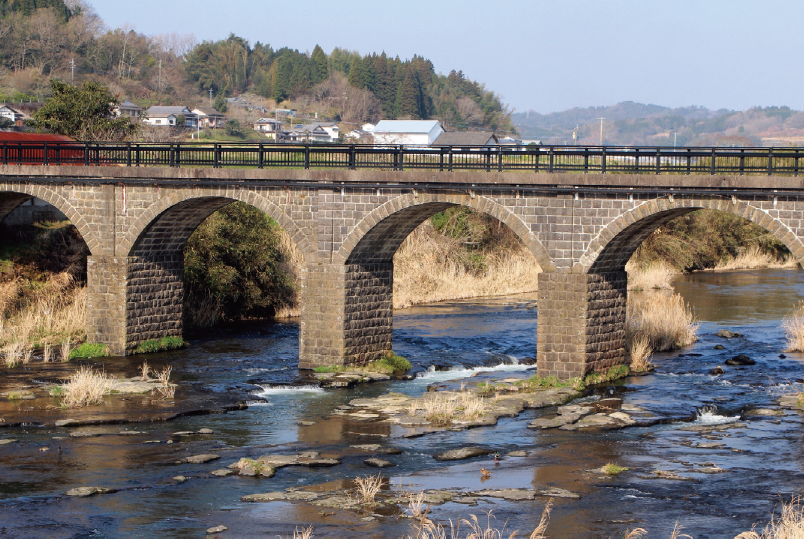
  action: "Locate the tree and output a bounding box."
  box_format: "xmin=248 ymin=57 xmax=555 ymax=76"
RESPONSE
xmin=32 ymin=79 xmax=138 ymax=140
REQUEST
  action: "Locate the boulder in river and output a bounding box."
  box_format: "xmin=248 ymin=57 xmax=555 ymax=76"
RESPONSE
xmin=710 ymin=366 xmax=725 ymax=375
xmin=434 ymin=446 xmax=492 ymax=461
xmin=206 ymin=525 xmax=227 ymax=534
xmin=725 ymin=354 xmax=755 ymax=366
xmin=176 ymin=454 xmax=221 ymax=464
xmin=716 ymin=330 xmax=742 ymax=338
xmin=66 ymin=486 xmax=116 ymax=497
xmin=713 ymin=345 xmax=725 ymax=350
xmin=365 ymin=458 xmax=395 ymax=468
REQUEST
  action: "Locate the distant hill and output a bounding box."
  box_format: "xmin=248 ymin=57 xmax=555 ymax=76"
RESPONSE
xmin=513 ymin=102 xmax=804 ymax=147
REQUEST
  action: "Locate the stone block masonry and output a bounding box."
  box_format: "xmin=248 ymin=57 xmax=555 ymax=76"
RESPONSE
xmin=3 ymin=166 xmax=804 ymax=378
xmin=536 ymin=272 xmax=627 ymax=379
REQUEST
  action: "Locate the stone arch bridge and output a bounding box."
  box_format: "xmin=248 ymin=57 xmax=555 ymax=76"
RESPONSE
xmin=2 ymin=164 xmax=804 ymax=380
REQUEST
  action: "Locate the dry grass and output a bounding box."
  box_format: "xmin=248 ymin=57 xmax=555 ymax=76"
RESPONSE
xmin=293 ymin=526 xmax=314 ymax=539
xmin=628 ymin=333 xmax=654 ymax=372
xmin=411 ymin=391 xmax=488 ymax=426
xmin=155 ymin=366 xmax=175 ymax=399
xmin=408 ymin=503 xmax=552 ymax=539
xmin=627 ymin=293 xmax=699 ymax=352
xmin=782 ymin=302 xmax=804 ymax=353
xmin=353 ymin=473 xmax=384 ymax=505
xmin=42 ymin=342 xmax=52 ymax=363
xmin=715 ymin=246 xmax=798 ymax=271
xmin=274 ymin=228 xmax=304 ymax=319
xmin=140 ymin=360 xmax=151 ymax=381
xmin=60 ymin=337 xmax=71 ymax=362
xmin=3 ymin=341 xmax=22 ymax=367
xmin=734 ymin=497 xmax=804 ymax=539
xmin=393 ymin=222 xmax=541 ymax=309
xmin=0 ymin=274 xmax=87 ymax=349
xmin=626 ymin=261 xmax=676 ymax=291
xmin=61 ymin=366 xmax=118 ymax=408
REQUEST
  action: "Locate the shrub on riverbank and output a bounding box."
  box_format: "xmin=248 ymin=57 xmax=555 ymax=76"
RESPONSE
xmin=133 ymin=336 xmax=186 ymax=355
xmin=631 ymin=209 xmax=790 ymax=272
xmin=184 ymin=202 xmax=297 ymax=327
xmin=626 ymin=261 xmax=676 ymax=291
xmin=69 ymin=342 xmax=109 ymax=359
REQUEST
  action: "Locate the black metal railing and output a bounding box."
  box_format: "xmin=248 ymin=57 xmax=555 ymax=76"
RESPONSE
xmin=1 ymin=141 xmax=802 ymax=177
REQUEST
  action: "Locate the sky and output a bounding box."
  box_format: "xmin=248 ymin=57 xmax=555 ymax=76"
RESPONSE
xmin=86 ymin=0 xmax=804 ymax=114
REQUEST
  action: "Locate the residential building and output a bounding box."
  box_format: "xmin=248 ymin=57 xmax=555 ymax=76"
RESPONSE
xmin=142 ymin=106 xmax=198 ymax=128
xmin=0 ymin=105 xmax=24 ymax=126
xmin=431 ymin=131 xmax=499 ymax=148
xmin=372 ymin=120 xmax=445 ymax=146
xmin=283 ymin=122 xmax=340 ymax=143
xmin=254 ymin=118 xmax=283 ymax=140
xmin=192 ymin=107 xmax=226 ymax=129
xmin=0 ymin=103 xmax=43 ymax=127
xmin=115 ymin=101 xmax=142 ymax=120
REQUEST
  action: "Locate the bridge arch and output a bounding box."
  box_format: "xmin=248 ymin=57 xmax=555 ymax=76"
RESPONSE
xmin=579 ymin=197 xmax=804 ymax=273
xmin=108 ymin=190 xmax=312 ymax=353
xmin=336 ymin=192 xmax=554 ymax=271
xmin=120 ymin=190 xmax=314 ymax=259
xmin=0 ymin=184 xmax=100 ymax=254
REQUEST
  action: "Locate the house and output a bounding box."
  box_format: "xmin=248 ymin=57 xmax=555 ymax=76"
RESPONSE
xmin=0 ymin=103 xmax=43 ymax=127
xmin=372 ymin=120 xmax=445 ymax=146
xmin=345 ymin=129 xmax=374 ymax=143
xmin=283 ymin=123 xmax=339 ymax=143
xmin=254 ymin=118 xmax=283 ymax=140
xmin=142 ymin=106 xmax=198 ymax=128
xmin=115 ymin=101 xmax=142 ymax=120
xmin=431 ymin=131 xmax=499 ymax=148
xmin=0 ymin=105 xmax=25 ymax=126
xmin=192 ymin=107 xmax=226 ymax=129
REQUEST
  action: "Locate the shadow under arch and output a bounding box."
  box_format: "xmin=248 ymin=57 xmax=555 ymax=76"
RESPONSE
xmin=336 ymin=192 xmax=554 ymax=270
xmin=579 ymin=197 xmax=804 ymax=274
xmin=118 ymin=193 xmax=310 ymax=353
xmin=0 ymin=186 xmax=100 ymax=255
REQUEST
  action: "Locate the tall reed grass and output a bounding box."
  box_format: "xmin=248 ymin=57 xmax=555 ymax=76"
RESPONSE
xmin=735 ymin=497 xmax=804 ymax=538
xmin=626 ymin=261 xmax=676 ymax=291
xmin=715 ymin=246 xmax=798 ymax=271
xmin=0 ymin=273 xmax=86 ymax=349
xmin=782 ymin=302 xmax=804 ymax=353
xmin=627 ymin=293 xmax=698 ymax=352
xmin=393 ymin=222 xmax=541 ymax=309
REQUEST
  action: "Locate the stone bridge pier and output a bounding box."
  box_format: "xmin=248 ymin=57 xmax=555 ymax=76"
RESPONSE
xmin=3 ymin=167 xmax=804 ymax=379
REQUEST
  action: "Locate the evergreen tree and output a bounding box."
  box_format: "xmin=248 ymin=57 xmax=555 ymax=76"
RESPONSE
xmin=309 ymin=44 xmax=328 ymax=84
xmin=394 ymin=68 xmax=421 ymax=119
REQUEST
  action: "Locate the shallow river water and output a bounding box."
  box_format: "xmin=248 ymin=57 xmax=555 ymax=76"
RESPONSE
xmin=2 ymin=269 xmax=804 ymax=538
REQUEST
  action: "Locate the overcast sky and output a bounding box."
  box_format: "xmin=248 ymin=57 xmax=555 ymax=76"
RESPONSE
xmin=86 ymin=0 xmax=804 ymax=114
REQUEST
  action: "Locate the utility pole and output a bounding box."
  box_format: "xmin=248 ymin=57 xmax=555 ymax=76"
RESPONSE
xmin=158 ymin=60 xmax=162 ymax=92
xmin=209 ymin=88 xmax=213 ymax=106
xmin=70 ymin=58 xmax=75 ymax=84
xmin=597 ymin=117 xmax=605 ymax=146
xmin=673 ymin=132 xmax=678 ymax=148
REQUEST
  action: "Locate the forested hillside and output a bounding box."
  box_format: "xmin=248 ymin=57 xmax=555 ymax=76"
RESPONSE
xmin=513 ymin=101 xmax=804 ymax=147
xmin=0 ymin=1 xmax=514 ymax=131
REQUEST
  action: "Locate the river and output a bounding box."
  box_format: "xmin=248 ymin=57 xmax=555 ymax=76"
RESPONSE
xmin=1 ymin=269 xmax=803 ymax=538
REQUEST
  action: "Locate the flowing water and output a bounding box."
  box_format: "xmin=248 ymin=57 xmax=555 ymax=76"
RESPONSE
xmin=2 ymin=269 xmax=804 ymax=538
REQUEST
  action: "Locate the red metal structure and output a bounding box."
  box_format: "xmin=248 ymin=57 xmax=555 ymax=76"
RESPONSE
xmin=0 ymin=133 xmax=84 ymax=165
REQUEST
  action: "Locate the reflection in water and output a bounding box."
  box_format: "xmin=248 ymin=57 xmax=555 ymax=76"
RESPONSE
xmin=1 ymin=271 xmax=804 ymax=537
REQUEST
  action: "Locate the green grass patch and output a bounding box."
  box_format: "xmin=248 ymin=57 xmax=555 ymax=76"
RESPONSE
xmin=133 ymin=337 xmax=187 ymax=354
xmin=602 ymin=463 xmax=629 ymax=475
xmin=313 ymin=365 xmax=344 ymax=373
xmin=6 ymin=392 xmax=22 ymax=400
xmin=69 ymin=343 xmax=110 ymax=359
xmin=366 ymin=352 xmax=411 ymax=374
xmin=584 ymin=364 xmax=630 ymax=387
xmin=49 ymin=385 xmax=64 ymax=397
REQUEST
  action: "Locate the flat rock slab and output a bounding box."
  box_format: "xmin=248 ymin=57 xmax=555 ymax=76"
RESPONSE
xmin=2 ymin=390 xmax=36 ymax=400
xmin=66 ymin=486 xmax=116 ymax=497
xmin=742 ymin=408 xmax=785 ymax=418
xmin=69 ymin=431 xmax=101 ymax=438
xmin=349 ymin=444 xmax=403 ymax=455
xmin=206 ymin=526 xmax=228 ymax=534
xmin=434 ymin=447 xmax=492 ymax=461
xmin=210 ymin=469 xmax=235 ymax=477
xmin=679 ymin=422 xmax=746 ymax=433
xmin=780 ymin=396 xmax=802 ymax=409
xmin=507 ymin=450 xmax=528 ymax=457
xmin=177 ymin=454 xmax=221 ymax=464
xmin=365 ymin=458 xmax=395 ymax=468
xmin=241 ymin=491 xmax=321 ymax=503
xmin=0 ymin=439 xmax=18 ymax=445
xmin=470 ymin=488 xmax=535 ymax=501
